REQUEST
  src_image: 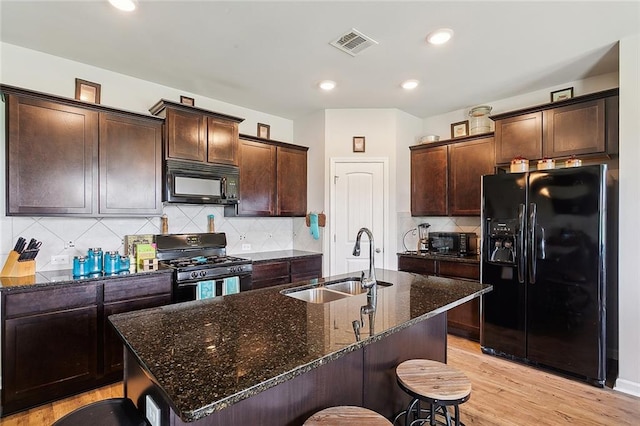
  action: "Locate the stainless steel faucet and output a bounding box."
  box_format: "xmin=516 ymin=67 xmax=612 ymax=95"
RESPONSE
xmin=352 ymin=227 xmax=377 ymax=290
xmin=352 ymin=227 xmax=378 ymax=325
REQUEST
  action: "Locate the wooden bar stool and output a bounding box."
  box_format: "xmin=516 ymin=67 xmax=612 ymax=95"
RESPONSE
xmin=393 ymin=359 xmax=471 ymax=426
xmin=304 ymin=406 xmax=392 ymax=425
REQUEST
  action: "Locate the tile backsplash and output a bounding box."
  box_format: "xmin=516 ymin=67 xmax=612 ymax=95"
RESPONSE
xmin=396 ymin=212 xmax=481 ymax=253
xmin=0 ymin=205 xmax=323 ymax=272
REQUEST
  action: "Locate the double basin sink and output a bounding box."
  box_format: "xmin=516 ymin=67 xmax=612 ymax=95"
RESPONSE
xmin=281 ymin=277 xmax=392 ymax=304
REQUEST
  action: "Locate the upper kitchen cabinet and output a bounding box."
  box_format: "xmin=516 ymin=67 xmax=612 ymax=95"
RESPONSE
xmin=411 ymin=144 xmax=448 ymax=216
xmin=411 ymin=134 xmax=494 ymax=217
xmin=149 ymin=100 xmax=243 ymax=166
xmin=231 ymin=135 xmax=308 ymax=217
xmin=98 ymin=112 xmax=163 ymax=215
xmin=2 ymin=85 xmax=163 ymax=217
xmin=492 ymin=88 xmax=619 ymax=165
xmin=449 ymin=135 xmax=495 ymax=215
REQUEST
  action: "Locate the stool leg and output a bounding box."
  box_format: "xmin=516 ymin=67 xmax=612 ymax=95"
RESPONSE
xmin=454 ymin=405 xmax=460 ymax=426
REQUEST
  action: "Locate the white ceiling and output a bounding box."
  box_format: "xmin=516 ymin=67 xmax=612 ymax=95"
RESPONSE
xmin=1 ymin=1 xmax=638 ymax=120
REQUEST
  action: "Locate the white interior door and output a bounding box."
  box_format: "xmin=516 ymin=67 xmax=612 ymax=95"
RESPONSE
xmin=332 ymin=161 xmax=385 ymax=275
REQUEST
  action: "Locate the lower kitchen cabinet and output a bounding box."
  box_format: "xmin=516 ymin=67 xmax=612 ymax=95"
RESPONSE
xmin=398 ymin=254 xmax=480 ymax=341
xmin=2 ymin=284 xmax=100 ymax=415
xmin=102 ymin=274 xmax=172 ymax=378
xmin=251 ymin=254 xmax=323 ymax=290
xmin=0 ymin=272 xmax=173 ymax=416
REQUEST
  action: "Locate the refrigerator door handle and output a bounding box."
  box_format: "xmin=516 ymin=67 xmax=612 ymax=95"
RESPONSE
xmin=529 ymin=202 xmax=537 ymax=284
xmin=517 ymin=203 xmax=526 ymax=284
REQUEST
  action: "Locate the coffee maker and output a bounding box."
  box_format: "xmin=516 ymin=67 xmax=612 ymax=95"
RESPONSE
xmin=417 ymin=223 xmax=430 ymax=253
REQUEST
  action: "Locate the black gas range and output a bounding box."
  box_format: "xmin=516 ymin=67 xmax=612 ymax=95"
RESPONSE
xmin=155 ymin=233 xmax=252 ymax=302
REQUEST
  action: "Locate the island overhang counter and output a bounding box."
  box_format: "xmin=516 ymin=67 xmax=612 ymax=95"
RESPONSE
xmin=109 ymin=269 xmax=491 ymax=425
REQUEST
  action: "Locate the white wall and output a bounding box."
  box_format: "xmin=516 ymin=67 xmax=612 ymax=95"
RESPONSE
xmin=0 ymin=43 xmax=300 ymax=271
xmin=322 ymin=109 xmax=422 ymax=274
xmin=615 ymin=35 xmax=640 ymax=397
xmin=422 ymin=72 xmax=620 ymax=141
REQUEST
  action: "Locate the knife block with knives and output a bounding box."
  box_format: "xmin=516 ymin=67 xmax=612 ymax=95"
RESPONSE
xmin=1 ymin=237 xmax=40 ymax=277
xmin=1 ymin=251 xmax=36 ymax=277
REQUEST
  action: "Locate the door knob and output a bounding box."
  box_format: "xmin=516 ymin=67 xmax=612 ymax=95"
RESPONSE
xmin=375 ymin=248 xmax=381 ymax=253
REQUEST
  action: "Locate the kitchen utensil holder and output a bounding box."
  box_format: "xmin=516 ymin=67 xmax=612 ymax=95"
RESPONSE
xmin=1 ymin=251 xmax=36 ymax=277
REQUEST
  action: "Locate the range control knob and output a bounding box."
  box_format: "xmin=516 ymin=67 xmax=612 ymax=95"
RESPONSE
xmin=190 ymin=271 xmax=198 ymax=279
xmin=199 ymin=271 xmax=207 ymax=278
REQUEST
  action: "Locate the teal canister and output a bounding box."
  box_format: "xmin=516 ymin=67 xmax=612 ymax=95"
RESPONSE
xmin=87 ymin=247 xmax=103 ymax=273
xmin=104 ymin=251 xmax=120 ymax=274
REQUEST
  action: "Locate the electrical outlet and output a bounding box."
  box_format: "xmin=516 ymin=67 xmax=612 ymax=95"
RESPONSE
xmin=145 ymin=395 xmax=161 ymax=426
xmin=51 ymin=255 xmax=69 ymax=265
xmin=239 ymin=234 xmax=246 ymax=240
xmin=242 ymin=243 xmax=251 ymax=251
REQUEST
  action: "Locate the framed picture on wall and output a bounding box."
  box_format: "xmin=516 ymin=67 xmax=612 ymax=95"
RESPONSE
xmin=75 ymin=79 xmax=101 ymax=104
xmin=258 ymin=123 xmax=271 ymax=139
xmin=353 ymin=136 xmax=365 ymax=153
xmin=450 ymin=120 xmax=469 ymax=138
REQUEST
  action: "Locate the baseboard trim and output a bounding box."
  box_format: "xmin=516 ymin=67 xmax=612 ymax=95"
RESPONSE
xmin=614 ymin=378 xmax=640 ymax=397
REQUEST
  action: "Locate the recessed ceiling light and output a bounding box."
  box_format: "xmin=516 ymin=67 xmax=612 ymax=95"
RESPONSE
xmin=319 ymin=80 xmax=336 ymax=91
xmin=402 ymin=80 xmax=419 ymax=90
xmin=426 ymin=28 xmax=454 ymax=45
xmin=109 ymin=0 xmax=136 ymax=12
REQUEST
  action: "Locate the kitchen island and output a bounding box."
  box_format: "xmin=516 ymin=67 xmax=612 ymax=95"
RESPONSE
xmin=109 ymin=269 xmax=491 ymax=425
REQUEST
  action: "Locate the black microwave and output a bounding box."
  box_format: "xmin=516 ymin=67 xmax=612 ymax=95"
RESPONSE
xmin=165 ymin=159 xmax=239 ymax=205
xmin=428 ymin=232 xmax=477 ymax=257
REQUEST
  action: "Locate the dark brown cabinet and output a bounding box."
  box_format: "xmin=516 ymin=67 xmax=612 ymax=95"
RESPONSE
xmin=411 ymin=145 xmax=448 ymax=216
xmin=149 ymin=100 xmax=243 ymax=166
xmin=5 ymin=92 xmax=98 ymax=216
xmin=2 ymin=85 xmax=164 ymax=217
xmin=411 ymin=135 xmax=494 ymax=217
xmin=492 ymin=89 xmax=619 ymax=165
xmin=102 ymin=274 xmax=172 ymax=377
xmin=251 ymin=254 xmax=322 ymax=290
xmin=98 ymin=112 xmax=163 ymax=215
xmin=234 ymin=135 xmax=308 ymax=217
xmin=2 ymin=284 xmax=99 ymax=414
xmin=398 ymin=255 xmax=480 ymax=341
xmin=1 ymin=272 xmax=173 ymax=415
xmin=449 ymin=136 xmax=495 ymax=216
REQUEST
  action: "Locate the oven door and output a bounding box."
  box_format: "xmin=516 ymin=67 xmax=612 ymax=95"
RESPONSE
xmin=174 ymin=274 xmax=252 ymax=303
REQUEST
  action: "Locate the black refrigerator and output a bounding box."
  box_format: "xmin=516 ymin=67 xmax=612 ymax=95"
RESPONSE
xmin=480 ymin=164 xmax=607 ymax=387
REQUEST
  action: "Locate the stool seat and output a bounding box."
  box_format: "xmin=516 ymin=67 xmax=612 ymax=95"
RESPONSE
xmin=52 ymin=398 xmax=147 ymax=426
xmin=304 ymin=406 xmax=392 ymax=425
xmin=396 ymin=359 xmax=471 ymax=402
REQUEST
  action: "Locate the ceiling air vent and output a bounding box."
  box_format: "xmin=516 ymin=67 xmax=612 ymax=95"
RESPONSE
xmin=330 ymin=28 xmax=378 ymax=57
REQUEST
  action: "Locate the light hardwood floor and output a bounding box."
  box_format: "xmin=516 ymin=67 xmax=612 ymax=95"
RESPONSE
xmin=1 ymin=335 xmax=639 ymax=425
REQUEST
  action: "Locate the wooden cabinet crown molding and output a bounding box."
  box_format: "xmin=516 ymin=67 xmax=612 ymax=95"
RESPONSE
xmin=148 ymin=98 xmax=244 ymax=123
xmin=489 ymin=88 xmax=619 ymax=121
xmin=0 ymin=84 xmax=163 ymax=123
xmin=409 ymin=132 xmax=494 ymax=151
xmin=239 ymin=133 xmax=309 ymax=151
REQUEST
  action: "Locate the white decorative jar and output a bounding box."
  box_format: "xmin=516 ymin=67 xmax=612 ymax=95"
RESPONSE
xmin=468 ymin=105 xmax=493 ymax=135
xmin=510 ymin=157 xmax=529 ymax=173
xmin=537 ymin=158 xmax=556 ymax=170
xmin=565 ymin=157 xmax=582 ymax=167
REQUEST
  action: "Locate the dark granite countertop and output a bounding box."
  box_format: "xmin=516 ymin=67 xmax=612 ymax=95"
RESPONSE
xmin=240 ymin=250 xmax=322 ymax=263
xmin=397 ymin=251 xmax=480 ymax=264
xmin=0 ymin=267 xmax=174 ymax=292
xmin=109 ymin=269 xmax=491 ymax=422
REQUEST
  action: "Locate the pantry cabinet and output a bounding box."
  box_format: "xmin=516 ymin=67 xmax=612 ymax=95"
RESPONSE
xmin=411 ymin=134 xmax=494 ymax=217
xmin=233 ymin=135 xmax=308 ymax=217
xmin=2 ymin=85 xmax=164 ymax=217
xmin=149 ymin=99 xmax=243 ymax=166
xmin=492 ymin=88 xmax=619 ymax=165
